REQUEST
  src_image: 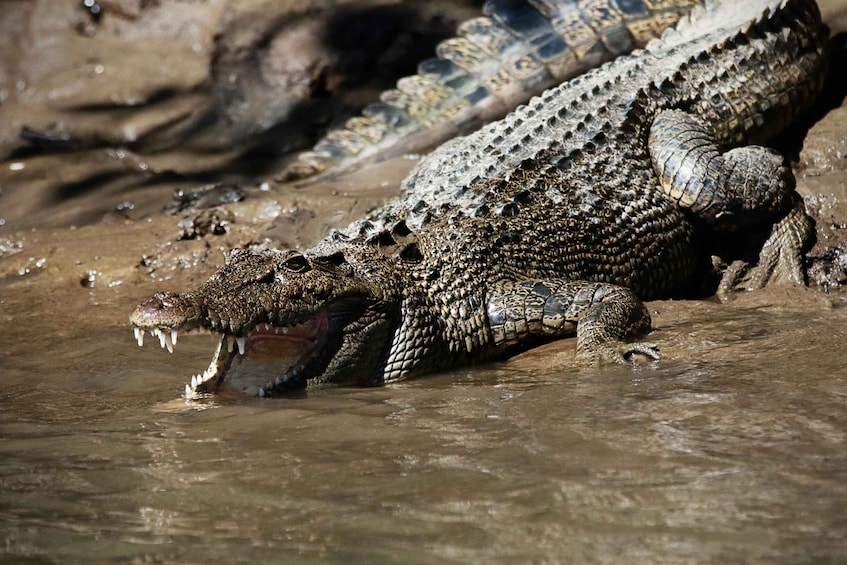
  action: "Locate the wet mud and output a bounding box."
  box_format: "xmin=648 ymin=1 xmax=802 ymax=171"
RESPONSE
xmin=1 ymin=1 xmax=846 ymax=561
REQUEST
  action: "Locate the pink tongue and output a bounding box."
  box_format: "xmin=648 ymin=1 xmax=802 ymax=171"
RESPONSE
xmin=244 ymin=314 xmax=327 ymax=358
xmin=247 ymin=334 xmax=314 ymax=357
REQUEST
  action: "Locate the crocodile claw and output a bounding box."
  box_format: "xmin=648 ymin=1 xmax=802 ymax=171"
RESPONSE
xmin=577 ymin=341 xmax=660 ymax=366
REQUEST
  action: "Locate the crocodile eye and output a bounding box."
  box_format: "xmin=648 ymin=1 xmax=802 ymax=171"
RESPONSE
xmin=282 ymin=253 xmax=311 ymax=273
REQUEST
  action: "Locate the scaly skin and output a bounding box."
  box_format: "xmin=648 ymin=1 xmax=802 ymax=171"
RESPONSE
xmin=279 ymin=0 xmax=704 ymax=181
xmin=131 ymin=0 xmax=827 ymax=397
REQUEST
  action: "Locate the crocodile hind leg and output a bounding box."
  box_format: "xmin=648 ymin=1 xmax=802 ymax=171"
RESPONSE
xmin=648 ymin=109 xmax=814 ymax=290
xmin=486 ymin=279 xmax=658 ymax=365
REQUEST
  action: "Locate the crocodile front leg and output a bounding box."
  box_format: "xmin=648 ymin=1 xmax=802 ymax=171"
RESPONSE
xmin=486 ymin=279 xmax=658 ymax=365
xmin=648 ymin=108 xmax=814 ymax=290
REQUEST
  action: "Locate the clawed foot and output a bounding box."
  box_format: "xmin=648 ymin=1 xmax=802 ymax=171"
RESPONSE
xmin=717 ymin=200 xmax=812 ymax=296
xmin=716 ymin=251 xmax=804 ymax=297
xmin=623 ymin=342 xmax=661 ymax=362
xmin=577 ymin=340 xmax=660 ymax=365
xmin=717 ymin=259 xmax=755 ymax=296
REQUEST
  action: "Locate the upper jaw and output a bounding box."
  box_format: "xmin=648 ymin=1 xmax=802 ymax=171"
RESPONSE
xmin=129 ymin=291 xmax=203 ymax=353
xmin=130 ymin=291 xmax=201 ymax=327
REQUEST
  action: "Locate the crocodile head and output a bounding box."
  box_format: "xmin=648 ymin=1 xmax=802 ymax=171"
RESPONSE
xmin=130 ymin=244 xmax=401 ymax=398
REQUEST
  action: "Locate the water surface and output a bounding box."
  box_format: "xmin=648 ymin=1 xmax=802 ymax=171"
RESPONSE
xmin=2 ymin=279 xmax=845 ymax=563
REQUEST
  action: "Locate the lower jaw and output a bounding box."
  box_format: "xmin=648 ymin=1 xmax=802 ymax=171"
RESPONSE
xmin=214 ymin=355 xmax=310 ymax=397
xmin=187 ymin=323 xmax=326 ymax=398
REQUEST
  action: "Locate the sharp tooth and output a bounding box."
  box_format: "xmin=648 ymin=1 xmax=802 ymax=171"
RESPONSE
xmin=163 ymin=332 xmax=174 ymax=354
xmin=185 ymin=384 xmax=192 ymax=398
xmin=191 ymin=374 xmax=198 ymax=389
xmin=265 ymin=323 xmax=271 ymax=331
xmin=134 ymin=327 xmax=144 ymax=347
xmin=226 ymin=335 xmax=234 ymax=353
xmin=158 ymin=331 xmax=167 ymax=350
xmin=258 ymin=388 xmax=265 ymax=398
xmin=171 ymin=330 xmax=178 ymax=346
xmin=236 ymin=337 xmax=246 ymax=355
xmin=281 ymin=326 xmax=288 ymax=335
xmin=274 ymin=377 xmax=282 ymax=387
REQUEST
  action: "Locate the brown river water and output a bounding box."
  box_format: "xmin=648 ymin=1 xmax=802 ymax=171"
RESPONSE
xmin=2 ymin=1 xmax=847 ymax=562
xmin=2 ymin=211 xmax=846 ymax=562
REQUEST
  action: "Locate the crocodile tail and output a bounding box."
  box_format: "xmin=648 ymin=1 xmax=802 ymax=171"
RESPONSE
xmin=279 ymin=0 xmax=703 ymax=182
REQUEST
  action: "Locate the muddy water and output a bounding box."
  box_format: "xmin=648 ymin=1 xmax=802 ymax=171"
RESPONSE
xmin=2 ymin=231 xmax=847 ymax=562
xmin=2 ymin=1 xmax=847 ymax=562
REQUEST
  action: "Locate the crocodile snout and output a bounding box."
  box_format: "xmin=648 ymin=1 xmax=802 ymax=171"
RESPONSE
xmin=130 ymin=291 xmax=201 ymax=330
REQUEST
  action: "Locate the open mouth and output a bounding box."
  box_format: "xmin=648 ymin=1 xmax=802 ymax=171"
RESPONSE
xmin=133 ymin=314 xmax=329 ymax=399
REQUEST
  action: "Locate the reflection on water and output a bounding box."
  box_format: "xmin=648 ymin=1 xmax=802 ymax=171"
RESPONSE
xmin=1 ymin=289 xmax=846 ymax=562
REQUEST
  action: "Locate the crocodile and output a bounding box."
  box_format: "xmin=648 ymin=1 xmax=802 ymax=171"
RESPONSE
xmin=131 ymin=0 xmax=827 ymax=397
xmin=279 ymin=0 xmax=705 ymax=181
